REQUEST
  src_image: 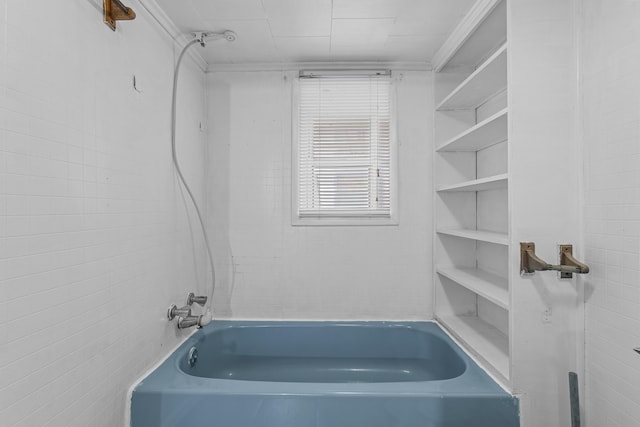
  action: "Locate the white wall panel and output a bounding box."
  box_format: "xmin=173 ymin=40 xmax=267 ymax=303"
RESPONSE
xmin=508 ymin=0 xmax=582 ymax=425
xmin=0 ymin=1 xmax=208 ymax=426
xmin=581 ymin=1 xmax=640 ymax=425
xmin=206 ymin=70 xmax=433 ymax=320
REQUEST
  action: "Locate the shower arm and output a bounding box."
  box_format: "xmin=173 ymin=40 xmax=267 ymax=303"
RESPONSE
xmin=193 ymin=31 xmax=237 ymax=47
xmin=520 ymin=242 xmax=590 ymax=275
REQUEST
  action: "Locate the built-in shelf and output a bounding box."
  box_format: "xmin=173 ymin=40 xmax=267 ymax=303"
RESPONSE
xmin=437 ymin=173 xmax=508 ymax=192
xmin=437 ymin=267 xmax=509 ymax=310
xmin=437 ymin=109 xmax=508 ymax=152
xmin=434 ymin=0 xmax=510 ymax=388
xmin=436 ymin=44 xmax=507 ymax=111
xmin=437 ymin=228 xmax=509 ymax=246
xmin=438 ymin=314 xmax=509 ymax=379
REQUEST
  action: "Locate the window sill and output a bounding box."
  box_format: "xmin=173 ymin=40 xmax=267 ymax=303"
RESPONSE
xmin=292 ymin=216 xmax=399 ymax=227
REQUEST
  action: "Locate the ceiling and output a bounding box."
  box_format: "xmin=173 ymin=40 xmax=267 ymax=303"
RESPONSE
xmin=154 ymin=0 xmax=476 ymax=66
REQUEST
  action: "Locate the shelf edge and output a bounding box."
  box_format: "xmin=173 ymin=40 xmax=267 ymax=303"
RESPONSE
xmin=437 ymin=228 xmax=509 ymax=245
xmin=437 ymin=173 xmax=508 ymax=192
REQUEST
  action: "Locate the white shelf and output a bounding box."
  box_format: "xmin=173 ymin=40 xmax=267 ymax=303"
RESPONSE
xmin=432 ymin=0 xmax=507 ymax=72
xmin=437 ymin=173 xmax=507 ymax=192
xmin=436 ymin=44 xmax=507 ymax=111
xmin=437 ymin=314 xmax=509 ymax=379
xmin=437 ymin=267 xmax=509 ymax=310
xmin=437 ymin=109 xmax=508 ymax=152
xmin=437 ymin=228 xmax=509 ymax=246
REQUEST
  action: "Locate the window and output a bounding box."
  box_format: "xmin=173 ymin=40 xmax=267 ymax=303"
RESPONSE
xmin=293 ymin=71 xmax=396 ymax=225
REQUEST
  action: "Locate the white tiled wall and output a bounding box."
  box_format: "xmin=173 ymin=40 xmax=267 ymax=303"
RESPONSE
xmin=206 ymin=70 xmax=433 ymax=320
xmin=205 ymin=76 xmax=233 ymax=318
xmin=581 ymin=0 xmax=640 ymax=425
xmin=0 ymin=1 xmax=208 ymax=426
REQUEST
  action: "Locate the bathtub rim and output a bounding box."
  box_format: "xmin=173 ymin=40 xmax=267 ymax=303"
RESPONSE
xmin=132 ymin=320 xmax=513 ymax=398
xmin=125 ymin=328 xmax=197 ymax=427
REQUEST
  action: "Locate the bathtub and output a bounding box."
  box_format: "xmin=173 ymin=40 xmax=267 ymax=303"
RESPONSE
xmin=131 ymin=321 xmax=519 ymax=427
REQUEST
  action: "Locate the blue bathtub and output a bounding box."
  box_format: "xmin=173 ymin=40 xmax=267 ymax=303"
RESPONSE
xmin=131 ymin=321 xmax=519 ymax=427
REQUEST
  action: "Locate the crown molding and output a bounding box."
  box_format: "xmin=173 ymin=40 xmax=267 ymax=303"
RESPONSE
xmin=206 ymin=61 xmax=432 ymax=73
xmin=135 ymin=0 xmax=208 ymax=72
xmin=432 ymin=0 xmax=501 ymax=73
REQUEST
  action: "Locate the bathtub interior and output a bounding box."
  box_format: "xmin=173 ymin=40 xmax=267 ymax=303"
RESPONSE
xmin=179 ymin=323 xmax=467 ymax=382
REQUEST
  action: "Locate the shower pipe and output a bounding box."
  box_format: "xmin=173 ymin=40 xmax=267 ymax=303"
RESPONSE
xmin=171 ymin=31 xmax=236 ymax=327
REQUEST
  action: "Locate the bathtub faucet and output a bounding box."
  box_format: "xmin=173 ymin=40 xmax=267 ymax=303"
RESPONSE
xmin=167 ymin=293 xmax=212 ymax=329
xmin=177 ymin=315 xmax=204 ymax=329
xmin=167 ymin=305 xmax=206 ymax=329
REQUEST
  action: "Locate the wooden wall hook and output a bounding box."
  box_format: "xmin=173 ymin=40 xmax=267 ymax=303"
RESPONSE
xmin=104 ymin=0 xmax=136 ymax=31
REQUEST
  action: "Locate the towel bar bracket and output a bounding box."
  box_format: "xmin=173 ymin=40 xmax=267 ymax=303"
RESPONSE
xmin=558 ymin=244 xmax=590 ymax=278
xmin=520 ymin=242 xmax=590 ymax=277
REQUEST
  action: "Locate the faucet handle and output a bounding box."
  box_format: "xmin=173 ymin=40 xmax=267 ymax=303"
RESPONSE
xmin=187 ymin=293 xmax=208 ymax=306
xmin=167 ymin=304 xmax=191 ymax=320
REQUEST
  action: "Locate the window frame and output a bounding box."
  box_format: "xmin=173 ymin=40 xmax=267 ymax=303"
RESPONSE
xmin=291 ymin=71 xmax=398 ymax=226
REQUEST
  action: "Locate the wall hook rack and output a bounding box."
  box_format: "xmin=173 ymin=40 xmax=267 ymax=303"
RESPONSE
xmin=520 ymin=243 xmax=590 ymax=277
xmin=103 ymin=0 xmax=136 ymax=31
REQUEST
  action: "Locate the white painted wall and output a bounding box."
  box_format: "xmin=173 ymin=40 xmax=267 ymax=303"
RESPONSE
xmin=507 ymin=1 xmax=583 ymax=425
xmin=206 ymin=70 xmax=433 ymax=320
xmin=581 ymin=1 xmax=640 ymax=425
xmin=0 ymin=1 xmax=208 ymax=426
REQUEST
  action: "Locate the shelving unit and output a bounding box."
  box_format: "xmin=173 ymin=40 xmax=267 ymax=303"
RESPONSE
xmin=432 ymin=0 xmax=510 ymax=383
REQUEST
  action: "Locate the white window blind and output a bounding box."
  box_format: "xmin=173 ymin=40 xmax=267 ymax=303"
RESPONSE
xmin=296 ymin=72 xmax=392 ymax=219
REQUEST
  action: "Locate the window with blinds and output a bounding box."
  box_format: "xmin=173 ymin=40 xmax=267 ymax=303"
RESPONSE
xmin=294 ymin=71 xmax=394 ymax=221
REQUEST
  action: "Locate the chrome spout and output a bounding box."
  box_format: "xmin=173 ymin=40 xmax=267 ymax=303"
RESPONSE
xmin=177 ymin=315 xmax=203 ymax=329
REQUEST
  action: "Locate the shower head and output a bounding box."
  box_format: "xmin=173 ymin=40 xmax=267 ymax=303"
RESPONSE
xmin=193 ymin=30 xmax=237 ymax=47
xmin=221 ymin=31 xmax=237 ymax=42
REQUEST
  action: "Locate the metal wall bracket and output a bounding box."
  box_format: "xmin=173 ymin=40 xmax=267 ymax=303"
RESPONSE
xmin=520 ymin=242 xmax=590 ymax=277
xmin=103 ymin=0 xmax=136 ymax=31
